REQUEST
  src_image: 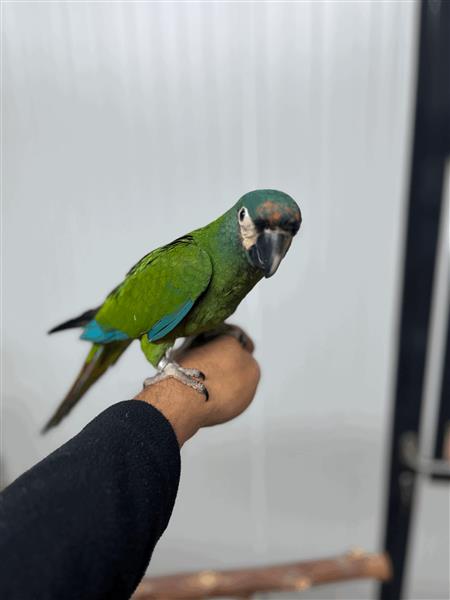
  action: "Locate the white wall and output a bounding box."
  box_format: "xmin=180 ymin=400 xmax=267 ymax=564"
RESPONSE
xmin=3 ymin=2 xmax=448 ymax=598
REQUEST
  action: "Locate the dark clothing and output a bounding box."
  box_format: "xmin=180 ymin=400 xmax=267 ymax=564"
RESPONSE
xmin=0 ymin=401 xmax=181 ymax=600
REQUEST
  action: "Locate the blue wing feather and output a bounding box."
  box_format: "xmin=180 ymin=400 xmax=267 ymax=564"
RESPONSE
xmin=81 ymin=299 xmax=195 ymax=344
xmin=147 ymin=299 xmax=194 ymax=342
xmin=81 ymin=320 xmax=129 ymax=343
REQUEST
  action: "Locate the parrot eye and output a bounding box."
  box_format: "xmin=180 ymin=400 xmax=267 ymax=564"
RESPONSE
xmin=239 ymin=207 xmax=247 ymax=222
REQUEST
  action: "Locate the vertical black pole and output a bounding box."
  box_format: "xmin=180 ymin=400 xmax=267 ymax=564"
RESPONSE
xmin=379 ymin=1 xmax=450 ymax=599
xmin=432 ymin=308 xmax=450 ymax=480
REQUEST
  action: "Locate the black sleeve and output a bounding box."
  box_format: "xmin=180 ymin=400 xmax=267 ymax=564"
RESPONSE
xmin=0 ymin=400 xmax=181 ymax=600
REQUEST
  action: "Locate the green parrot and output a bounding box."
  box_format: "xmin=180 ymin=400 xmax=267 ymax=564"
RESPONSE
xmin=44 ymin=189 xmax=302 ymax=431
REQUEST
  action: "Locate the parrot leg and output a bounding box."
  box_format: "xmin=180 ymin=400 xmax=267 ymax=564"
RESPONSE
xmin=143 ymin=356 xmax=209 ymax=400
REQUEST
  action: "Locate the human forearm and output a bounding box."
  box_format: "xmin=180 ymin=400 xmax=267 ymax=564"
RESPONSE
xmin=0 ymin=330 xmax=260 ymax=600
xmin=0 ymin=401 xmax=180 ymax=600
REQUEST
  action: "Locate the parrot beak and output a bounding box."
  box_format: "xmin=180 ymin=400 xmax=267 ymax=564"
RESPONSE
xmin=248 ymin=229 xmax=293 ymax=278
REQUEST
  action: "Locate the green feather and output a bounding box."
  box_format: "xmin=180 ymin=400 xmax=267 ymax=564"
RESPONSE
xmin=96 ymin=236 xmax=212 ymax=341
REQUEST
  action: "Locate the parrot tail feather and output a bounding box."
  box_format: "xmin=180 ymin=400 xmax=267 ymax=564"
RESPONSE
xmin=48 ymin=308 xmax=99 ymax=334
xmin=42 ymin=340 xmax=131 ymax=433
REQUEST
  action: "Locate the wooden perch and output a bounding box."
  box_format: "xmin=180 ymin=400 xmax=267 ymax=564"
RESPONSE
xmin=133 ymin=549 xmax=392 ymax=599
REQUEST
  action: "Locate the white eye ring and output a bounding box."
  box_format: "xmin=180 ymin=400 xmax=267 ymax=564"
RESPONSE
xmin=239 ymin=207 xmax=247 ymax=222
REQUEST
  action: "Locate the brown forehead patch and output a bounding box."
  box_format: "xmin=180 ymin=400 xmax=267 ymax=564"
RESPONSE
xmin=256 ymin=199 xmax=301 ymax=226
xmin=256 ymin=200 xmax=278 ymax=217
xmin=268 ymin=211 xmax=282 ymax=226
xmin=256 ymin=202 xmax=281 ymax=227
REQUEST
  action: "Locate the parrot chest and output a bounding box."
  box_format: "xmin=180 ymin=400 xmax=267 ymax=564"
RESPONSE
xmin=179 ymin=265 xmax=261 ymax=337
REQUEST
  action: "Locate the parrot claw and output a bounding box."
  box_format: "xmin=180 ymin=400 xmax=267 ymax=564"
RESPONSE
xmin=143 ymin=360 xmax=209 ymax=400
xmin=178 ymin=366 xmax=205 ymax=381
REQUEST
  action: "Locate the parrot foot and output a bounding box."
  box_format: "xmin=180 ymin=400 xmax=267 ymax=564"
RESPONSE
xmin=143 ymin=359 xmax=209 ymax=400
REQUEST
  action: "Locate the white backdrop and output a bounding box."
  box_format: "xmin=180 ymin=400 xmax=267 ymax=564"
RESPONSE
xmin=3 ymin=2 xmax=449 ymax=598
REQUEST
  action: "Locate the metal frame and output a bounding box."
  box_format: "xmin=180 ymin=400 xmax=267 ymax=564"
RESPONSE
xmin=379 ymin=1 xmax=450 ymax=599
xmin=432 ymin=307 xmax=450 ymax=481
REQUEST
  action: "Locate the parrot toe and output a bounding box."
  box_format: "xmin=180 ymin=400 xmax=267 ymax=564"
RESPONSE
xmin=177 ymin=366 xmax=206 ymax=381
xmin=143 ymin=360 xmax=209 ymax=401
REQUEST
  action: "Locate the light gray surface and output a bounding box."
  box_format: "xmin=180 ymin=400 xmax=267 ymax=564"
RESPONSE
xmin=2 ymin=2 xmax=449 ymax=599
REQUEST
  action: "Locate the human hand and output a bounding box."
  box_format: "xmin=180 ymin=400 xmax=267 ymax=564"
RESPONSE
xmin=134 ymin=327 xmax=260 ymax=446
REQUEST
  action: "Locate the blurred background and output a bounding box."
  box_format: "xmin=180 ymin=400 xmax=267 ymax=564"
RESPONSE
xmin=2 ymin=1 xmax=449 ymax=599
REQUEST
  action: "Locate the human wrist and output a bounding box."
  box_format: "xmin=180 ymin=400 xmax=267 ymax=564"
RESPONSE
xmin=134 ymin=378 xmax=204 ymax=447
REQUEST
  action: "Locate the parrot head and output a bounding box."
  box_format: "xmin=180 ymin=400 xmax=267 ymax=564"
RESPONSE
xmin=235 ymin=189 xmax=302 ymax=278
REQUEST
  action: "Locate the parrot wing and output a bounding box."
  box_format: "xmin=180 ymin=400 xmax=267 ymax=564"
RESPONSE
xmin=81 ymin=236 xmax=212 ymax=343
